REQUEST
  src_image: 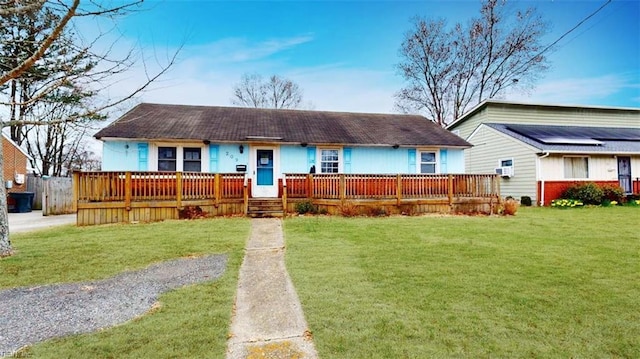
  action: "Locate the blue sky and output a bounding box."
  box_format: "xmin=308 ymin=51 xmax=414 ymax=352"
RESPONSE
xmin=102 ymin=0 xmax=640 ymax=114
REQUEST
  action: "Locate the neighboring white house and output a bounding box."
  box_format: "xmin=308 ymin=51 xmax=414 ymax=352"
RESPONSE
xmin=447 ymin=100 xmax=640 ymax=205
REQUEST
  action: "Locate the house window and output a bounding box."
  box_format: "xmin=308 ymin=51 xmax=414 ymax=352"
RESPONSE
xmin=183 ymin=147 xmax=201 ymax=172
xmin=320 ymin=149 xmax=339 ymax=173
xmin=500 ymin=159 xmax=513 ymax=167
xmin=158 ymin=147 xmax=177 ymax=171
xmin=420 ymin=151 xmax=437 ymax=174
xmin=564 ymin=157 xmax=588 ymax=179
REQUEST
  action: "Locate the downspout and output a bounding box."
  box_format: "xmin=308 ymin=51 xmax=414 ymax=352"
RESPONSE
xmin=538 ymin=152 xmax=550 ymax=206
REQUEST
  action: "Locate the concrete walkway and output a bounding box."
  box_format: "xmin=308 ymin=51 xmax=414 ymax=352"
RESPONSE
xmin=226 ymin=219 xmax=318 ymax=359
xmin=8 ymin=210 xmax=75 ymax=233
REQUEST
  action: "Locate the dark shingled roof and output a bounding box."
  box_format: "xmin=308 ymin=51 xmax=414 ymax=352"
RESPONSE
xmin=95 ymin=103 xmax=471 ymax=148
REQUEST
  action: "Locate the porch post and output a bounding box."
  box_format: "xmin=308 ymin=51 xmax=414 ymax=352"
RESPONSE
xmin=282 ymin=174 xmax=288 ymax=216
xmin=176 ymin=172 xmax=183 ymax=209
xmin=214 ymin=173 xmax=221 ymax=207
xmin=307 ymin=174 xmax=314 ymax=199
xmin=396 ymin=174 xmax=402 ymax=205
xmin=447 ymin=174 xmax=454 ymax=206
xmin=72 ymin=172 xmax=79 ymax=213
xmin=124 ymin=171 xmax=132 ymax=211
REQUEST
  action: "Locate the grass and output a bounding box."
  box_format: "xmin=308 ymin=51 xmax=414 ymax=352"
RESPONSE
xmin=284 ymin=207 xmax=639 ymax=358
xmin=1 ymin=218 xmax=250 ymax=358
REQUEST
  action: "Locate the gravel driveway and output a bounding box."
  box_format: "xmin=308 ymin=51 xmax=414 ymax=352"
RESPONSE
xmin=0 ymin=254 xmax=227 ymax=355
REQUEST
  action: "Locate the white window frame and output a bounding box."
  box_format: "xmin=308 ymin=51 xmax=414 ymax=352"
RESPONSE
xmin=499 ymin=158 xmax=514 ymax=168
xmin=418 ymin=149 xmax=439 ymax=174
xmin=149 ymin=143 xmax=208 ymax=172
xmin=317 ymin=147 xmax=342 ymax=173
xmin=563 ymin=156 xmax=589 ymax=179
xmin=183 ymin=147 xmax=203 ymax=172
xmin=157 ymin=146 xmax=178 ymax=171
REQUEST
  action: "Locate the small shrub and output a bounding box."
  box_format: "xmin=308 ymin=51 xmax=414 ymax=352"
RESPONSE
xmin=601 ymin=184 xmax=624 ymax=203
xmin=295 ymin=200 xmax=317 ymax=215
xmin=338 ymin=200 xmax=359 ymax=217
xmin=399 ymin=204 xmax=417 ymax=216
xmin=366 ymin=206 xmax=388 ymax=217
xmin=551 ymin=199 xmax=584 ymax=208
xmin=501 ymin=198 xmax=519 ymax=216
xmin=562 ymin=182 xmax=604 ymax=205
xmin=520 ymin=196 xmax=532 ymax=206
xmin=178 ymin=206 xmax=208 ymax=219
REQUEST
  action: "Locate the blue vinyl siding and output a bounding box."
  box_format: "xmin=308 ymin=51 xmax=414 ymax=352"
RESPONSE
xmin=281 ymin=145 xmax=309 ymax=173
xmin=101 ymin=140 xmax=466 ymax=175
xmin=102 ymin=141 xmax=144 ymax=171
xmin=349 ymin=147 xmax=410 ymax=173
xmin=219 ymin=143 xmax=249 ymax=172
xmin=445 ymin=149 xmax=465 ymax=173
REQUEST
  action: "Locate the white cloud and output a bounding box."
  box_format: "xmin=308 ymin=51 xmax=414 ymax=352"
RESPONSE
xmin=102 ymin=35 xmax=402 ymax=114
xmin=187 ymin=35 xmax=314 ymax=64
xmin=507 ymin=74 xmax=638 ymax=106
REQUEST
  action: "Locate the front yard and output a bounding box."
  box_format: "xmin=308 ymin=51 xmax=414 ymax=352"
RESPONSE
xmin=0 ymin=207 xmax=637 ymax=358
xmin=1 ymin=219 xmax=249 ymax=358
xmin=285 ymin=207 xmax=639 ymax=358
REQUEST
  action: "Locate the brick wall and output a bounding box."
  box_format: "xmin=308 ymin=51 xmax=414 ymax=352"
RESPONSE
xmin=537 ymin=180 xmax=620 ymax=206
xmin=3 ymin=137 xmax=29 ymax=194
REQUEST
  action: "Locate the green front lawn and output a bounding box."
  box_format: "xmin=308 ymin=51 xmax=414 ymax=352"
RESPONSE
xmin=285 ymin=207 xmax=639 ymax=358
xmin=1 ymin=218 xmax=249 ymax=358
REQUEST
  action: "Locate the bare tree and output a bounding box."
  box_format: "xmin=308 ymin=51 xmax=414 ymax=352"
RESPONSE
xmin=395 ymin=0 xmax=549 ymax=126
xmin=231 ymin=73 xmax=305 ymax=109
xmin=0 ymin=0 xmax=178 ymax=257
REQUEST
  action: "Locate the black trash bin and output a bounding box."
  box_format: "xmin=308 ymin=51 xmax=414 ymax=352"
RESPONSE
xmin=9 ymin=192 xmax=34 ymax=213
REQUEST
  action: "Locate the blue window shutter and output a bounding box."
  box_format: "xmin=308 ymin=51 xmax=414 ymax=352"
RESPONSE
xmin=209 ymin=145 xmax=219 ymax=172
xmin=343 ymin=147 xmax=352 ymax=173
xmin=307 ymin=147 xmax=316 ymax=171
xmin=408 ymin=148 xmax=416 ymax=173
xmin=137 ymin=143 xmax=148 ymax=170
xmin=440 ymin=149 xmax=448 ymax=174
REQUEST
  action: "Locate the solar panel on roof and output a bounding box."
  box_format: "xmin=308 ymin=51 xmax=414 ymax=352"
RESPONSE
xmin=535 ymin=136 xmax=604 ymax=145
xmin=505 ymin=124 xmax=640 ymax=145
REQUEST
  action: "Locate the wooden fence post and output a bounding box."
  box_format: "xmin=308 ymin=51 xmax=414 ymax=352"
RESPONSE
xmin=282 ymin=175 xmax=288 ymax=216
xmin=448 ymin=174 xmax=454 ymax=206
xmin=124 ymin=172 xmax=132 ymax=211
xmin=307 ymin=174 xmax=314 ymax=199
xmin=243 ymin=173 xmax=249 ymax=215
xmin=339 ymin=174 xmax=346 ymax=200
xmin=72 ymin=172 xmax=79 ymax=213
xmin=176 ymin=172 xmax=183 ymax=209
xmin=396 ymin=174 xmax=402 ymax=205
xmin=214 ymin=173 xmax=221 ymax=207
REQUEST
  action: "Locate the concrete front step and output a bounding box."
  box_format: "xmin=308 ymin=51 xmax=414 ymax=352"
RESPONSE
xmin=247 ymin=198 xmax=284 ymax=218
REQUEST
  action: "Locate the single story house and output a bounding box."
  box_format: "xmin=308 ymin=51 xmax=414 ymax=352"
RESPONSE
xmin=3 ymin=132 xmax=32 ymax=193
xmin=447 ymin=100 xmax=640 ymax=205
xmin=3 ymin=133 xmax=34 ymax=212
xmin=95 ymin=103 xmax=471 ymax=198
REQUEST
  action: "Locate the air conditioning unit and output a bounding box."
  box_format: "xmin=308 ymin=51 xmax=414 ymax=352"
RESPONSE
xmin=495 ymin=166 xmax=514 ymax=177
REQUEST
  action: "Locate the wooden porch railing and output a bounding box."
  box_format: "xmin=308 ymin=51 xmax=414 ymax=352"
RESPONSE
xmin=282 ymin=173 xmax=500 ymax=201
xmin=74 ymin=171 xmax=500 ymax=225
xmin=75 ymin=171 xmax=245 ymax=203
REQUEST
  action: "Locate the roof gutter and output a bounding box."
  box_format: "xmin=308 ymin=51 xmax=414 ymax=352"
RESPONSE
xmin=537 ymin=152 xmax=551 ymax=206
